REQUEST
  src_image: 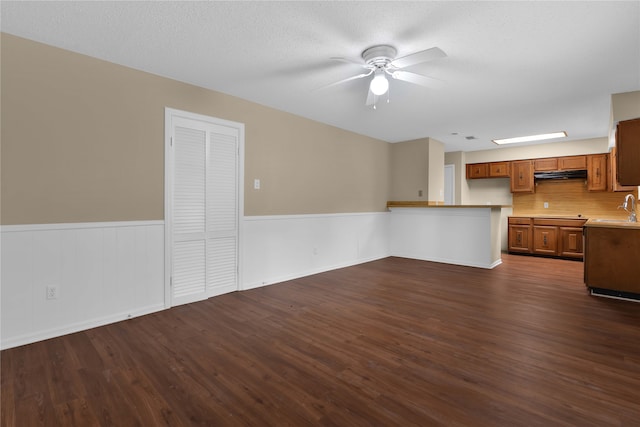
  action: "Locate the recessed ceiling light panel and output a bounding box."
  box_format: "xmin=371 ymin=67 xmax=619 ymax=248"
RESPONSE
xmin=492 ymin=131 xmax=567 ymax=145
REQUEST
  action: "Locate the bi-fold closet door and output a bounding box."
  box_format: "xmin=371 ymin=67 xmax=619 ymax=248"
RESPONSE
xmin=166 ymin=109 xmax=242 ymax=307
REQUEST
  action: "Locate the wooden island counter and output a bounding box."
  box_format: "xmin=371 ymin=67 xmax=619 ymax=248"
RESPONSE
xmin=387 ymin=202 xmax=510 ymax=269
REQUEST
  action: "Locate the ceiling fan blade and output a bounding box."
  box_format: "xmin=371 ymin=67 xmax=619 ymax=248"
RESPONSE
xmin=315 ymin=71 xmax=373 ymax=91
xmin=390 ymin=47 xmax=446 ymax=69
xmin=330 ymin=57 xmax=368 ymax=68
xmin=391 ymin=71 xmax=445 ymax=89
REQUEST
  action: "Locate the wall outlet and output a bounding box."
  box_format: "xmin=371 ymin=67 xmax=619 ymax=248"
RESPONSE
xmin=544 ymin=202 xmax=549 ymax=209
xmin=418 ymin=190 xmax=423 ymax=197
xmin=253 ymin=178 xmax=261 ymax=190
xmin=46 ymin=285 xmax=58 ymax=300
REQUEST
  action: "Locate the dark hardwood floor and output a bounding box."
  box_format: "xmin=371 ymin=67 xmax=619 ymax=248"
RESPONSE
xmin=2 ymin=254 xmax=640 ymax=426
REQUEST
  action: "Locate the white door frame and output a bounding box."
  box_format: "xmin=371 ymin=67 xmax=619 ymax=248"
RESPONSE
xmin=164 ymin=107 xmax=245 ymax=308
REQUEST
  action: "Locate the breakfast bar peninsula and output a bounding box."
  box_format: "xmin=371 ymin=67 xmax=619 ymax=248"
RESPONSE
xmin=387 ymin=202 xmax=509 ymax=269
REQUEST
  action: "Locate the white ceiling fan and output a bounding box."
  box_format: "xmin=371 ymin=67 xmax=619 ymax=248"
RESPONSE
xmin=323 ymin=45 xmax=447 ymax=109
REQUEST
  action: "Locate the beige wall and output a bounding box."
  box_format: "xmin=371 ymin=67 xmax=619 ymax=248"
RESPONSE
xmin=389 ymin=139 xmax=429 ymax=201
xmin=390 ymin=137 xmax=444 ymax=202
xmin=427 ymin=138 xmax=445 ymax=203
xmin=0 ymin=34 xmax=390 ymax=225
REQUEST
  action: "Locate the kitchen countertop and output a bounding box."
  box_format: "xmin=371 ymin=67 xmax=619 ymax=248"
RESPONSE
xmin=584 ymin=218 xmax=640 ymax=229
xmin=387 ymin=201 xmax=510 ymax=208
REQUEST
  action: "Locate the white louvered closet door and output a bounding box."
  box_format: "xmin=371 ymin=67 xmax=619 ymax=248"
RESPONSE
xmin=170 ymin=115 xmax=239 ymax=307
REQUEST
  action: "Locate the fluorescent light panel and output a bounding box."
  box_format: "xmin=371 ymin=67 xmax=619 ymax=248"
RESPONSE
xmin=492 ymin=131 xmax=567 ymax=145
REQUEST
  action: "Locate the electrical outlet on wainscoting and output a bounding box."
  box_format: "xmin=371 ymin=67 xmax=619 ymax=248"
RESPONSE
xmin=46 ymin=285 xmax=58 ymax=300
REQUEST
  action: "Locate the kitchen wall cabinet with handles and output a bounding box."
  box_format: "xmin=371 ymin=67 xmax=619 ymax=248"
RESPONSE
xmin=586 ymin=153 xmax=608 ymax=192
xmin=466 ymin=161 xmax=509 ymax=179
xmin=510 ymin=160 xmax=534 ymax=193
xmin=616 ymin=118 xmax=640 ymax=186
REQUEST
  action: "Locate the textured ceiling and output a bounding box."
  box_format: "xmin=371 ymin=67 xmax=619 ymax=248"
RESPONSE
xmin=2 ymin=1 xmax=639 ymax=152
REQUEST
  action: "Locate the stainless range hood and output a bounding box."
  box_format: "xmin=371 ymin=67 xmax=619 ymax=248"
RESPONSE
xmin=534 ymin=169 xmax=587 ymax=180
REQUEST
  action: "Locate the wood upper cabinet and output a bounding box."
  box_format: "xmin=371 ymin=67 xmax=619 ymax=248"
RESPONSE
xmin=466 ymin=161 xmax=509 ymax=179
xmin=488 ymin=162 xmax=509 ymax=177
xmin=609 ymin=147 xmax=636 ymax=192
xmin=510 ymin=160 xmax=534 ymax=193
xmin=558 ymin=155 xmax=587 ymax=170
xmin=534 ymin=155 xmax=586 ymax=172
xmin=466 ymin=163 xmax=488 ymax=179
xmin=586 ymin=154 xmax=608 ymax=192
xmin=616 ymin=118 xmax=640 ymax=186
xmin=534 ymin=158 xmax=558 ymax=171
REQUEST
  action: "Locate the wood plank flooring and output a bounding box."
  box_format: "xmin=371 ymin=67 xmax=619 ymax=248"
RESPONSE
xmin=2 ymin=254 xmax=640 ymax=426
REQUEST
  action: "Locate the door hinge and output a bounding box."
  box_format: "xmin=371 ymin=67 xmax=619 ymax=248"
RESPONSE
xmin=170 ymin=276 xmax=173 ymax=287
xmin=170 ymin=136 xmax=174 ymax=147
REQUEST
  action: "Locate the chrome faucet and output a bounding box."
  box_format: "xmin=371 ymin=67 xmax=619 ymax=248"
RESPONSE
xmin=618 ymin=194 xmax=637 ymax=222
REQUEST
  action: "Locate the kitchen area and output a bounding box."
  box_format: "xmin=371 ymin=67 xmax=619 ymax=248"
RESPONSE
xmin=383 ymin=92 xmax=639 ymax=300
xmin=463 ymin=93 xmax=640 ymax=301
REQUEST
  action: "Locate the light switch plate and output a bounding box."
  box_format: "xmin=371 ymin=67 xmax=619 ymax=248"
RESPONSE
xmin=254 ymin=179 xmax=260 ymax=190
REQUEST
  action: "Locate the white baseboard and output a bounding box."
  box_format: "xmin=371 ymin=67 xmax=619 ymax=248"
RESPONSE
xmin=1 ymin=303 xmax=165 ymax=350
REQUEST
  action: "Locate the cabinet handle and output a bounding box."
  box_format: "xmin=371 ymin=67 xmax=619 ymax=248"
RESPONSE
xmin=596 ymin=168 xmax=600 ymax=177
xmin=543 ymin=235 xmax=547 ymax=246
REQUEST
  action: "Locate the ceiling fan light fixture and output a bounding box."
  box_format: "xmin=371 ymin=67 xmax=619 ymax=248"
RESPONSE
xmin=370 ymin=70 xmax=389 ymax=96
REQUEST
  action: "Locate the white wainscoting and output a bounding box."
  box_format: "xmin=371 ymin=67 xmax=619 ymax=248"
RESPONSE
xmin=1 ymin=221 xmax=165 ymax=350
xmin=242 ymin=212 xmax=390 ymax=290
xmin=389 ymin=207 xmax=503 ymax=269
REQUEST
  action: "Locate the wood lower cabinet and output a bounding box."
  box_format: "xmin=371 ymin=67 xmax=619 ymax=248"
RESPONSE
xmin=509 ymin=217 xmax=587 ymax=259
xmin=508 ymin=217 xmax=532 ymax=253
xmin=533 ymin=225 xmax=558 ymax=255
xmin=558 ymin=227 xmax=584 ymax=259
xmin=584 ymin=224 xmax=640 ymax=296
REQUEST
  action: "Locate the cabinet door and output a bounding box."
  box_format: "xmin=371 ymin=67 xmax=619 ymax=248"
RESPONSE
xmin=467 ymin=163 xmax=488 ymax=179
xmin=587 ymin=154 xmax=608 ymax=192
xmin=558 ymin=155 xmax=587 ymax=170
xmin=533 ymin=157 xmax=558 ymax=172
xmin=533 ymin=226 xmax=558 ymax=255
xmin=508 ymin=225 xmax=532 ymax=253
xmin=610 ymin=146 xmax=637 ymax=192
xmin=510 ymin=160 xmax=534 ymax=193
xmin=558 ymin=227 xmax=584 ymax=259
xmin=584 ymin=226 xmax=640 ymax=293
xmin=616 ymin=118 xmax=640 ymax=186
xmin=489 ymin=162 xmax=510 ymax=177
xmin=534 ymin=158 xmax=558 ymax=171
